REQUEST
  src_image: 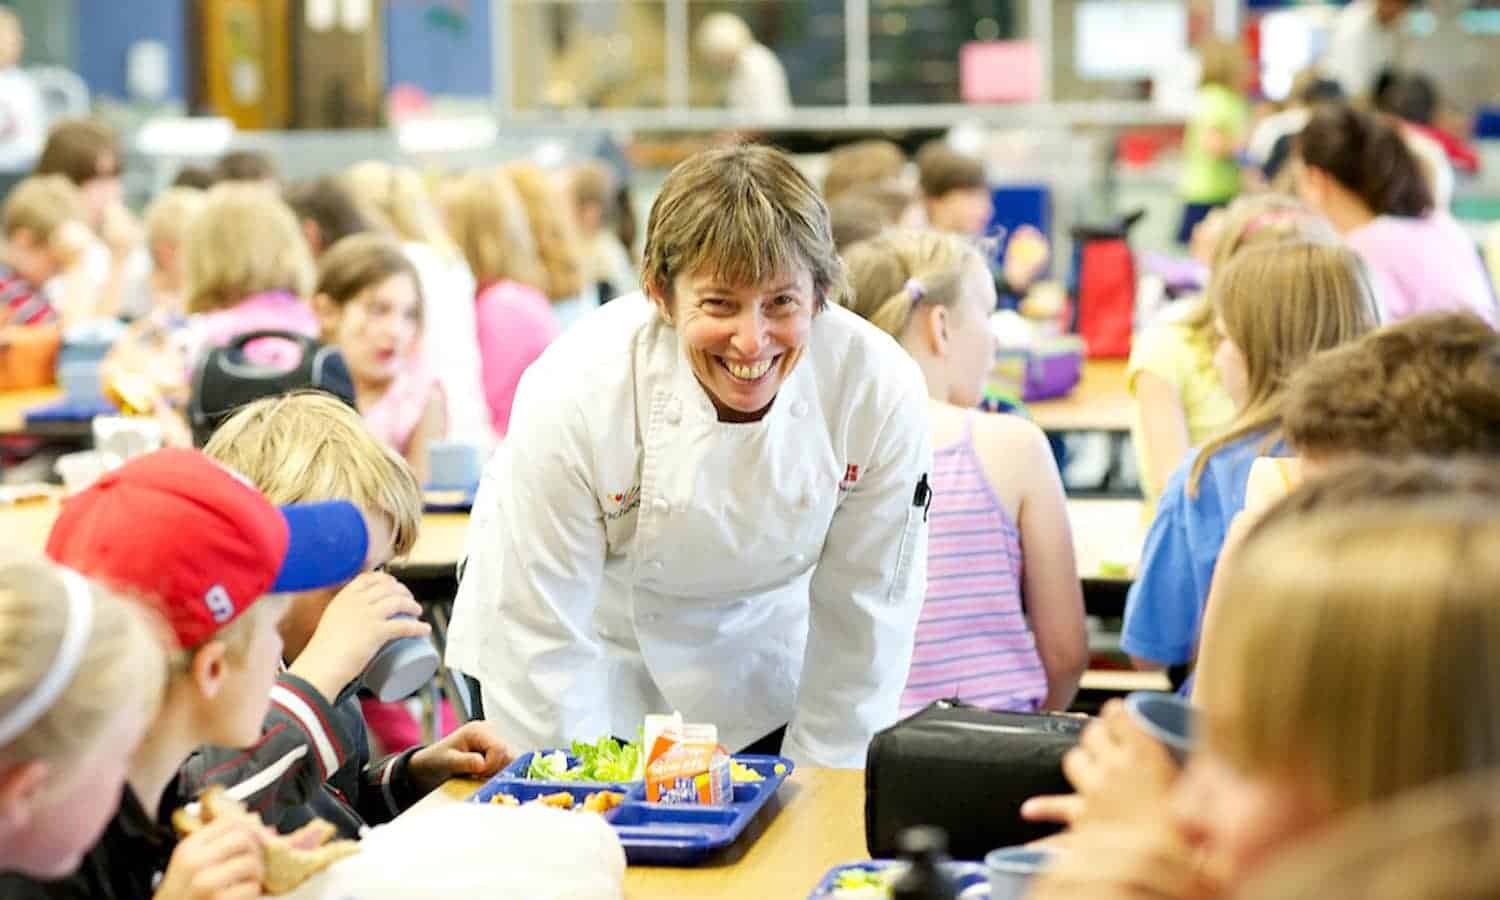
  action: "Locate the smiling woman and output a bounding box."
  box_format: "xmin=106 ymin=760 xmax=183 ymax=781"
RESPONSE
xmin=447 ymin=144 xmax=934 ymax=768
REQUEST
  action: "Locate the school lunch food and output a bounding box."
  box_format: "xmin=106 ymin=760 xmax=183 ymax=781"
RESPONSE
xmin=172 ymin=785 xmax=360 ymax=895
xmin=829 ymin=865 xmax=903 ymax=898
xmin=526 ymin=735 xmax=644 ymax=783
xmin=645 ymin=716 xmax=733 ymax=805
xmin=489 ymin=790 xmax=626 ymax=814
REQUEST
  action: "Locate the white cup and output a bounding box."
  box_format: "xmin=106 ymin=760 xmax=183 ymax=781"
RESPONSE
xmin=986 ymin=847 xmax=1055 ymax=900
xmin=427 ymin=441 xmax=482 ymax=490
xmin=92 ymin=416 xmax=164 ymax=462
xmin=55 ymin=451 xmax=119 ymax=495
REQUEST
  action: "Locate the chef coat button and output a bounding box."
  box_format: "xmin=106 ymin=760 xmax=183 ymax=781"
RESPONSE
xmin=653 ymin=497 xmax=670 ymax=514
xmin=789 ymin=552 xmax=808 ymax=565
xmin=799 ymin=492 xmax=815 ymax=510
xmin=648 ymin=560 xmax=664 ymax=571
xmin=791 ymin=400 xmax=809 ymax=419
xmin=665 ymin=406 xmax=681 ymax=426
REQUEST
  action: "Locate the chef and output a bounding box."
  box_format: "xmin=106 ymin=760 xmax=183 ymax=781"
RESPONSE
xmin=446 ymin=145 xmax=931 ymax=768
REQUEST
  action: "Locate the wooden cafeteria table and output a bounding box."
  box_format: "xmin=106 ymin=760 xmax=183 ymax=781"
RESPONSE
xmin=407 ymin=767 xmax=867 ymax=900
xmin=1027 ymin=358 xmax=1131 ymax=434
xmin=0 ymin=386 xmax=67 ymax=436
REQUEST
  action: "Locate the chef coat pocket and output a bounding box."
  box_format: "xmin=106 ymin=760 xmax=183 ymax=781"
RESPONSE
xmin=885 ymin=504 xmax=926 ymax=605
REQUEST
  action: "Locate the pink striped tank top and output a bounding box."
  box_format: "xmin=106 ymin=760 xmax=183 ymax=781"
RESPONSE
xmin=901 ymin=414 xmax=1047 ymax=715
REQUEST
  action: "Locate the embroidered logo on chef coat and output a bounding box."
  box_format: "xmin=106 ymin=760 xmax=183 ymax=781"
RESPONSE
xmin=839 ymin=464 xmax=861 ymax=491
xmin=604 ymin=484 xmax=641 ymax=520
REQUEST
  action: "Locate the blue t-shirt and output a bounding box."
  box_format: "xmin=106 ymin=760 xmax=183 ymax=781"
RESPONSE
xmin=1122 ymin=432 xmax=1288 ymax=667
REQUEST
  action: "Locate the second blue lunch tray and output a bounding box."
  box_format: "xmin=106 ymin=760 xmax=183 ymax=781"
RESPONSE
xmin=468 ymin=752 xmax=795 ymax=865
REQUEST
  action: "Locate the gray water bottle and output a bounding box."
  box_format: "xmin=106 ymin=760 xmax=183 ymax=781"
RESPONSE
xmin=360 ymin=616 xmax=440 ymax=702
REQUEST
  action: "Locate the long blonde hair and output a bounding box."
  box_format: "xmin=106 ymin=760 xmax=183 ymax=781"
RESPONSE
xmin=344 ymin=161 xmax=456 ymax=255
xmin=1187 ymin=241 xmax=1379 ymax=494
xmin=500 ymin=161 xmax=585 ymax=302
xmin=0 ymin=557 xmax=166 ymax=765
xmin=183 ymin=183 xmax=315 ymax=313
xmin=842 ymin=228 xmax=985 ymax=339
xmin=437 ymin=169 xmax=545 ymax=291
xmin=1198 ymin=499 xmax=1500 ymax=814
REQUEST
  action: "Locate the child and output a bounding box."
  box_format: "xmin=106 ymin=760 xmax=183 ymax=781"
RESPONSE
xmin=0 ymin=175 xmax=87 ymax=327
xmin=0 ymin=557 xmax=166 ymax=880
xmin=344 ymin=160 xmax=492 ymax=451
xmin=1188 ymin=312 xmax=1500 ymax=700
xmin=183 ymin=182 xmax=320 ymax=365
xmin=915 ymin=141 xmax=992 ymax=238
xmin=312 ymin=234 xmax=446 ymax=484
xmin=564 ymin=160 xmax=638 ymax=304
xmin=1030 ymin=495 xmax=1500 ymax=899
xmin=1121 ymin=241 xmax=1379 ymax=676
xmin=139 ymin=187 xmax=205 ymax=320
xmin=501 ymin=161 xmax=594 ymax=330
xmin=1176 ymin=38 xmax=1250 ymax=245
xmin=822 ymin=139 xmax=908 ymax=203
xmin=284 ymin=175 xmax=379 ymax=258
xmin=195 ymin=392 xmax=513 ymax=836
xmin=1129 ymin=195 xmax=1335 ymax=504
xmin=0 ymin=448 xmax=372 ymax=899
xmin=438 ymin=169 xmax=558 ymax=437
xmin=1296 ymin=103 xmax=1494 ymax=325
xmin=1237 ymin=770 xmax=1500 ymax=900
xmin=34 ymin=118 xmax=147 ymax=323
xmin=844 ymin=228 xmax=1088 ymax=714
xmin=916 ymin=140 xmax=1050 ymax=304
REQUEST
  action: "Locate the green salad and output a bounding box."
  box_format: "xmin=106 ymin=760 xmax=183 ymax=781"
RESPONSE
xmin=526 ymin=736 xmax=643 ymax=783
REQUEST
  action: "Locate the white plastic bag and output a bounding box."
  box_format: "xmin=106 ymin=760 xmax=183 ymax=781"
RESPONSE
xmin=282 ymin=802 xmax=626 ymax=900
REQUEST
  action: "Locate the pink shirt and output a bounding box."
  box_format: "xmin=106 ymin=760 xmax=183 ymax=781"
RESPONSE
xmin=363 ymin=357 xmax=445 ymax=456
xmin=186 ymin=290 xmax=322 ymax=370
xmin=474 ymin=280 xmax=560 ymax=436
xmin=1346 ymin=215 xmax=1498 ymax=327
xmin=902 ymin=415 xmax=1047 ymax=716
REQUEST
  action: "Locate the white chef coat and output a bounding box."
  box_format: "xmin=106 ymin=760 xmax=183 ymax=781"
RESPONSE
xmin=445 ymin=292 xmax=932 ymax=768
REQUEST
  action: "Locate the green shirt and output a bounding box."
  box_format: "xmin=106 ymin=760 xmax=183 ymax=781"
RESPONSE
xmin=1180 ymin=84 xmax=1248 ymax=203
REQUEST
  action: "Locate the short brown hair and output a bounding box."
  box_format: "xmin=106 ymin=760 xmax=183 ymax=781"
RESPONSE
xmin=35 ymin=119 xmax=119 ymax=186
xmin=1298 ymin=104 xmax=1433 ymax=218
xmin=184 ymin=183 xmax=316 ymax=313
xmin=215 ymin=150 xmax=280 ymax=184
xmin=822 ymin=139 xmax=906 ymax=201
xmin=641 ymin=144 xmax=845 ymax=309
xmin=1283 ymin=313 xmax=1500 ymax=460
xmin=916 ymin=141 xmax=985 ymax=199
xmin=203 ymin=392 xmax=422 ymax=557
xmin=314 ymin=233 xmax=424 ymax=337
xmin=284 ymin=176 xmax=380 ymax=253
xmin=2 ymin=175 xmax=84 ymax=241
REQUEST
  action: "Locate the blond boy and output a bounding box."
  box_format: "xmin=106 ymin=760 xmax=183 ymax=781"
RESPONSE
xmin=0 ymin=448 xmax=371 ymax=899
xmin=190 ymin=392 xmax=513 ymax=839
xmin=0 ymin=175 xmax=87 ymax=326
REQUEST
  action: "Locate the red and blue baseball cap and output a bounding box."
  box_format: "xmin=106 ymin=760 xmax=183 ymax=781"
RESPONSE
xmin=46 ymin=448 xmax=369 ymax=648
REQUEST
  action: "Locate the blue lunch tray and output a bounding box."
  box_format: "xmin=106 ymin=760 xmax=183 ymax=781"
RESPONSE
xmin=809 ymin=861 xmax=990 ymax=898
xmin=469 ymin=752 xmax=794 ymax=865
xmin=24 ymin=398 xmax=117 ymax=423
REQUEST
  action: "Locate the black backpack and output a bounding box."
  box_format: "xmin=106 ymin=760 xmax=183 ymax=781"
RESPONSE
xmin=188 ymin=330 xmax=356 ymax=447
